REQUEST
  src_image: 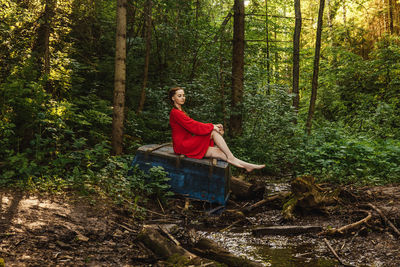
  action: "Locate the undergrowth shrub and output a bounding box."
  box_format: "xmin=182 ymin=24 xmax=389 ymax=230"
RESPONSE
xmin=295 ymin=126 xmax=400 ymax=184
xmin=232 ymin=86 xmax=301 ymax=175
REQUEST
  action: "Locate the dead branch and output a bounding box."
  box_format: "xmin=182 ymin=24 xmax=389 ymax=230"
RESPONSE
xmin=323 ymin=211 xmax=372 ymax=235
xmin=368 ymin=203 xmax=400 ymax=237
xmin=219 ymin=219 xmax=246 ymax=233
xmin=323 ymin=238 xmax=354 ymax=266
xmin=157 ymin=198 xmax=165 ymax=214
xmin=157 ymin=225 xmax=181 ymax=246
xmin=111 ymin=221 xmax=137 ymax=233
xmin=242 ymin=192 xmax=290 ymax=214
xmin=252 ymin=225 xmax=323 ymax=236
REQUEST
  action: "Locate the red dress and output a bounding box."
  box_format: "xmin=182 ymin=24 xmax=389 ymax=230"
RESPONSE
xmin=169 ymin=108 xmax=214 ymax=159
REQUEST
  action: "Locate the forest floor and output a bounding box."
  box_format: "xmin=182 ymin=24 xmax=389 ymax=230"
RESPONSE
xmin=0 ymin=180 xmax=400 ymax=266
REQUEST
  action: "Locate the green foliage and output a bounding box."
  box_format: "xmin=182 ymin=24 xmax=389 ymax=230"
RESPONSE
xmin=316 ymin=36 xmax=400 ymax=139
xmin=129 ymin=166 xmax=173 ymax=201
xmin=295 ymin=126 xmax=400 ymax=184
xmin=232 ymin=86 xmax=301 ymax=174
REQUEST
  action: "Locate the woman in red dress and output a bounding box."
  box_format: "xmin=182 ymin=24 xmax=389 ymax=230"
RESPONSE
xmin=169 ymin=87 xmax=265 ymax=172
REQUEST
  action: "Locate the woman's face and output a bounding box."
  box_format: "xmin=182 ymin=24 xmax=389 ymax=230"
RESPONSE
xmin=172 ymin=89 xmax=185 ymax=106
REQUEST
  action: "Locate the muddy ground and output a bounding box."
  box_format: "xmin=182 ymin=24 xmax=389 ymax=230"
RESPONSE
xmin=0 ymin=180 xmax=399 ymax=266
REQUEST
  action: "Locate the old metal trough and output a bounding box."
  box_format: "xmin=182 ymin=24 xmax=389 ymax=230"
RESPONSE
xmin=131 ymin=144 xmax=231 ymax=205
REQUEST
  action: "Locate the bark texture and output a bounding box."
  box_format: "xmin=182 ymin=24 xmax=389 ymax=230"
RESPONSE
xmin=306 ymin=0 xmax=325 ymax=135
xmin=292 ymin=0 xmax=301 ymax=112
xmin=230 ymin=0 xmax=245 ymax=137
xmin=112 ymin=0 xmax=127 ymax=155
xmin=137 ymin=0 xmax=152 ymax=114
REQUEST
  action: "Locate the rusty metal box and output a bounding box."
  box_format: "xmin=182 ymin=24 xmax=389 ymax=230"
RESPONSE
xmin=131 ymin=144 xmax=230 ymax=205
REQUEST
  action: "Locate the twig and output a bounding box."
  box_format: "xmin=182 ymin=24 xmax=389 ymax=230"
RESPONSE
xmin=112 ymin=221 xmax=137 ymax=233
xmin=157 ymin=198 xmax=165 ymax=214
xmin=122 ymin=198 xmax=167 ymax=217
xmin=242 ymin=192 xmax=290 ymax=214
xmin=219 ymin=219 xmax=245 ymax=232
xmin=123 ymin=197 xmax=167 ymax=217
xmin=323 ymin=238 xmax=353 ymax=266
xmin=157 ymin=225 xmax=181 ymax=246
xmin=368 ymin=203 xmax=400 ymax=237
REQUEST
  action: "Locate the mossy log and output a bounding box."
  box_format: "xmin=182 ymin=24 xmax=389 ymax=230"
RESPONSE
xmin=137 ymin=225 xmax=213 ymax=265
xmin=191 ymin=238 xmax=263 ymax=267
xmin=283 ymin=175 xmax=337 ymax=220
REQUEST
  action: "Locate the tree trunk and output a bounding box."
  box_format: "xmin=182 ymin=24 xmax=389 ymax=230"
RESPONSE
xmin=342 ymin=0 xmax=346 ymax=26
xmin=305 ymin=0 xmax=325 ymax=135
xmin=274 ymin=29 xmax=279 ymax=82
xmin=43 ymin=0 xmax=53 ymax=77
xmin=137 ymin=0 xmax=152 ymax=114
xmin=292 ymin=0 xmax=301 ymax=112
xmin=265 ymin=0 xmax=271 ymax=88
xmin=189 ymin=0 xmax=201 ymax=81
xmin=219 ymin=37 xmax=228 ymax=129
xmin=31 ymin=0 xmax=55 ymax=88
xmin=230 ymin=0 xmax=245 ymax=137
xmin=389 ymin=0 xmax=394 ymax=34
xmin=111 ymin=0 xmax=127 ymax=155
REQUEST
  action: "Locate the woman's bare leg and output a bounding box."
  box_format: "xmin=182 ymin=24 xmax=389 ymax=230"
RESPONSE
xmin=206 ymin=131 xmax=265 ymax=172
xmin=204 ymin=147 xmax=244 ymax=168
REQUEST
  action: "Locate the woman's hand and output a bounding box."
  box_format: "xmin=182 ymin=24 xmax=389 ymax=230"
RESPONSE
xmin=213 ymin=124 xmax=224 ymax=135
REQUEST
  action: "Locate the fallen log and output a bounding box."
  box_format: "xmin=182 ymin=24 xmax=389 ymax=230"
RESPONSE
xmin=368 ymin=203 xmax=400 ymax=237
xmin=252 ymin=225 xmax=323 ymax=236
xmin=230 ymin=176 xmax=264 ymax=200
xmin=137 ymin=225 xmax=212 ymax=265
xmin=191 ymin=238 xmax=263 ymax=267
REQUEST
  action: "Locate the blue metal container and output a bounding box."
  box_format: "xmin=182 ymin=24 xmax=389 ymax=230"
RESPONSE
xmin=131 ymin=144 xmax=230 ymax=205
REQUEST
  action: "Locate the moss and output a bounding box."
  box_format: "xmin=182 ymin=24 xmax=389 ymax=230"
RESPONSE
xmin=166 ymin=253 xmax=191 ymax=266
xmin=282 ymin=195 xmax=297 ymax=221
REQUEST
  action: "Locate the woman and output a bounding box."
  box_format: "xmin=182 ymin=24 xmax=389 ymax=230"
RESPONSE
xmin=169 ymin=87 xmax=265 ymax=172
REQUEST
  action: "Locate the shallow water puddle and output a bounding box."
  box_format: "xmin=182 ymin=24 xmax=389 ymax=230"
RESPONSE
xmin=197 ymin=230 xmax=338 ymax=266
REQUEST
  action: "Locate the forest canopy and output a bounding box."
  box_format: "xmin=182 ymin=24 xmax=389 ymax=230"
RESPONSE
xmin=1 ymin=0 xmax=399 ymax=195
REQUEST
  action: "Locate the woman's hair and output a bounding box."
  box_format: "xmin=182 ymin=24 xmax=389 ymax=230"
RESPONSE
xmin=168 ymin=87 xmax=184 ymax=106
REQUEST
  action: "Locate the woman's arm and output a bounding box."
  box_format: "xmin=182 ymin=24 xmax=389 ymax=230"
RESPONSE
xmin=171 ymin=109 xmax=214 ymax=135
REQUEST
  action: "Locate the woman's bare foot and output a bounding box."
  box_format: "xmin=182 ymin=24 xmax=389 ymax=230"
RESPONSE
xmin=239 ymin=161 xmax=266 ymax=172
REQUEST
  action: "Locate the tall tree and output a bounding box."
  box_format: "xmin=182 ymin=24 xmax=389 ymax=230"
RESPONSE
xmin=292 ymin=0 xmax=302 ymax=112
xmin=230 ymin=0 xmax=245 ymax=137
xmin=111 ymin=0 xmax=127 ymax=155
xmin=389 ymin=0 xmax=394 ymax=34
xmin=306 ymin=0 xmax=325 ymax=135
xmin=32 ymin=0 xmax=55 ymax=82
xmin=137 ymin=0 xmax=152 ymax=114
xmin=265 ymin=0 xmax=271 ymax=87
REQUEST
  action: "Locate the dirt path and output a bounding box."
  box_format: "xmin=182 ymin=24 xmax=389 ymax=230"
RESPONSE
xmin=1 ymin=184 xmax=400 ymax=266
xmin=0 ymin=190 xmax=147 ymax=266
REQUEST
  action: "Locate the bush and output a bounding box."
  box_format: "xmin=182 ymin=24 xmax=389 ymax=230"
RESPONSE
xmin=295 ymin=126 xmax=400 ymax=184
xmin=232 ymin=86 xmax=301 ymax=175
